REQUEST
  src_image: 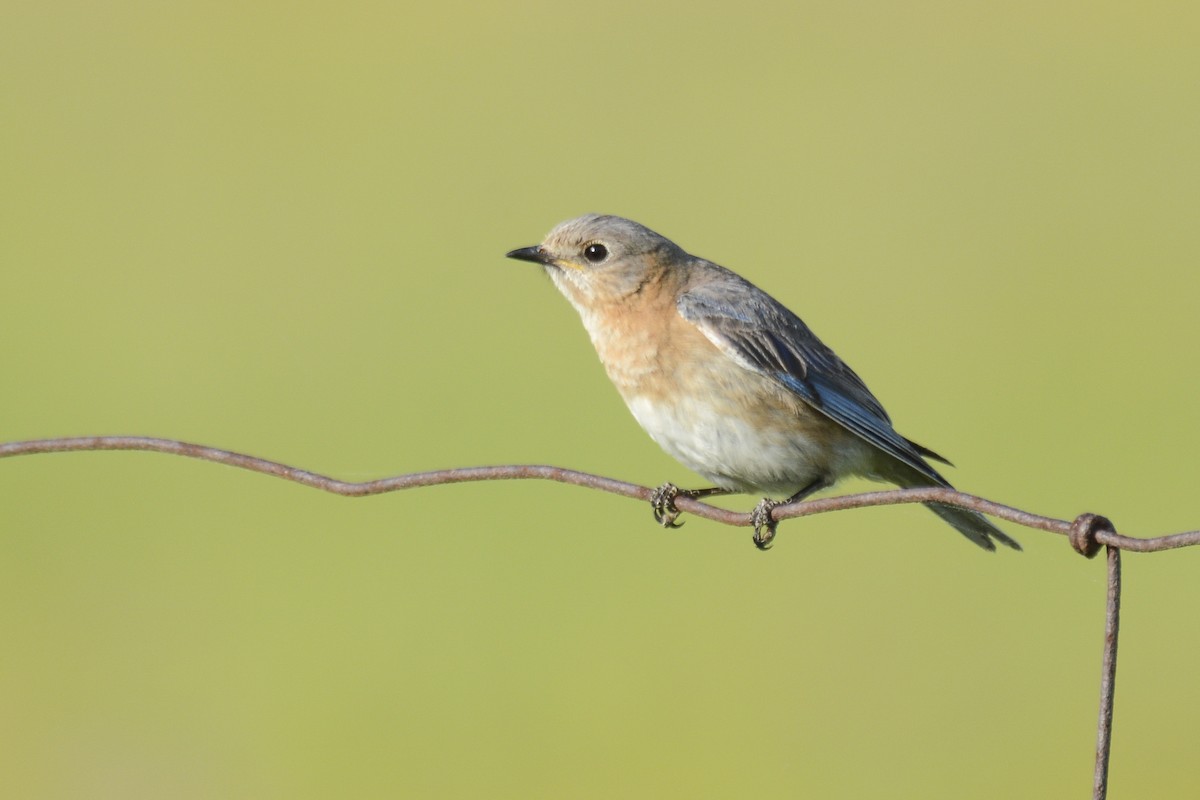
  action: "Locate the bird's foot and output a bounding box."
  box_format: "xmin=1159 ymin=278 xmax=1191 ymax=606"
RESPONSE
xmin=751 ymin=498 xmax=780 ymax=550
xmin=651 ymin=485 xmax=732 ymax=530
xmin=650 ymin=482 xmax=686 ymax=528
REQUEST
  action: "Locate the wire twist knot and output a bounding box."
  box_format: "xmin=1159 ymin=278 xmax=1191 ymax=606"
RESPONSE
xmin=1070 ymin=513 xmax=1114 ymax=559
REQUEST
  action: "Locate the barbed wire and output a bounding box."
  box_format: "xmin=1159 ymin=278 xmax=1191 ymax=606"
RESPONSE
xmin=2 ymin=435 xmax=1192 ymax=800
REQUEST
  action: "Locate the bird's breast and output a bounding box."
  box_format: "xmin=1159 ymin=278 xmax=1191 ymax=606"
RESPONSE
xmin=579 ymin=300 xmax=870 ymax=495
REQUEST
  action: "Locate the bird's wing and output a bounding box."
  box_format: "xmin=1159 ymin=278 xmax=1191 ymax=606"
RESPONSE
xmin=677 ymin=273 xmax=948 ymax=485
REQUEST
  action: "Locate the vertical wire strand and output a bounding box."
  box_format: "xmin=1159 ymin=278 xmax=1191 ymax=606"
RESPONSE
xmin=1093 ymin=545 xmax=1122 ymax=800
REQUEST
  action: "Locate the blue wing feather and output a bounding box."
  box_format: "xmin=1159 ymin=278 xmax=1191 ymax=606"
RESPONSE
xmin=677 ymin=271 xmax=948 ymax=486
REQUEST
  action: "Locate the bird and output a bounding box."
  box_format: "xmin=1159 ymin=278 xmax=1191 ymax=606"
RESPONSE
xmin=506 ymin=214 xmax=1019 ymax=552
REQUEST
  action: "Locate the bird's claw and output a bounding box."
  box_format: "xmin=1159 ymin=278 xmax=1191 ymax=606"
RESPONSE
xmin=650 ymin=482 xmax=685 ymax=528
xmin=751 ymin=498 xmax=779 ymax=550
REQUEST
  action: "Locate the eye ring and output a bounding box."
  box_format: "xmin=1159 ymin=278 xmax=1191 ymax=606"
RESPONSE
xmin=583 ymin=242 xmax=609 ymax=263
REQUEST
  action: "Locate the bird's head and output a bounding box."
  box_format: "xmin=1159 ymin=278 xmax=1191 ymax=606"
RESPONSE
xmin=506 ymin=214 xmax=685 ymax=305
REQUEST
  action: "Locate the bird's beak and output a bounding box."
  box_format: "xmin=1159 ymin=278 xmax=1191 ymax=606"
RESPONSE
xmin=505 ymin=246 xmax=551 ymax=265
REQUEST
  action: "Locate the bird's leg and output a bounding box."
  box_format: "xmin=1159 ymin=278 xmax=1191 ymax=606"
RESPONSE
xmin=650 ymin=483 xmax=731 ymax=528
xmin=750 ymin=477 xmax=833 ymax=550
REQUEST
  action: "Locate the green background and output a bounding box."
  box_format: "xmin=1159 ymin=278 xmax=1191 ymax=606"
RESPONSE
xmin=3 ymin=1 xmax=1198 ymax=797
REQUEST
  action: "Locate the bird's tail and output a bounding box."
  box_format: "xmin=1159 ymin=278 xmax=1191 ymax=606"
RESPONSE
xmin=923 ymin=500 xmax=1021 ymax=552
xmin=886 ymin=462 xmax=1021 ymax=551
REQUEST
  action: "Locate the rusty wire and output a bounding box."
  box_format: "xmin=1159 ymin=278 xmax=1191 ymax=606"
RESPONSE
xmin=3 ymin=436 xmax=1197 ymax=551
xmin=1 ymin=435 xmax=1193 ymax=800
xmin=1095 ymin=546 xmax=1121 ymax=799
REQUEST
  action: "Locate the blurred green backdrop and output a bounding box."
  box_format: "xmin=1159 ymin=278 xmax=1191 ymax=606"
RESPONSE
xmin=3 ymin=1 xmax=1198 ymax=797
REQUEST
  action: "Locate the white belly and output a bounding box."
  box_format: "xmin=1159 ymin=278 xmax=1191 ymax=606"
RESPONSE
xmin=624 ymin=392 xmax=870 ymax=496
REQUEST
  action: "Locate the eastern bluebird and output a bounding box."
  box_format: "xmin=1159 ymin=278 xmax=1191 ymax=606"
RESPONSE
xmin=507 ymin=214 xmax=1019 ymax=552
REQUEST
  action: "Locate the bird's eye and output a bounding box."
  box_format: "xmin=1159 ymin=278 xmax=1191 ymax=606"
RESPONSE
xmin=583 ymin=243 xmax=608 ymax=263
